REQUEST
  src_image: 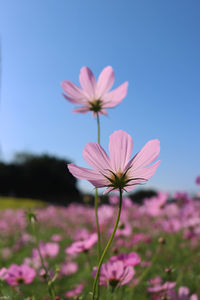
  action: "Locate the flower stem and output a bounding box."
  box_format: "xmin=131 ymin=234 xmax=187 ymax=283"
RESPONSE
xmin=95 ymin=188 xmax=101 ymax=260
xmin=92 ymin=188 xmax=123 ymax=300
xmin=94 ymin=113 xmax=101 ymax=298
xmin=30 ymin=215 xmax=56 ymax=300
xmin=95 ymin=114 xmax=101 ymax=258
xmin=96 ymin=113 xmax=100 ymax=144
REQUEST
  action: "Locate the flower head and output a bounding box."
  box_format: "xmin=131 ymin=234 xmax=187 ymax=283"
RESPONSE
xmin=65 ymin=283 xmax=84 ymax=298
xmin=110 ymin=252 xmax=141 ymax=267
xmin=61 ymin=66 xmax=128 ymax=116
xmin=68 ymin=130 xmax=160 ymax=194
xmin=5 ymin=264 xmax=36 ymax=286
xmin=32 ymin=242 xmax=59 ymax=259
xmin=65 ymin=233 xmax=97 ymax=255
xmin=92 ymin=260 xmax=134 ymax=289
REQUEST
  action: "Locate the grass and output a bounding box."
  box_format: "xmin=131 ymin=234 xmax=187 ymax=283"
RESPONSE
xmin=0 ymin=196 xmax=46 ymax=209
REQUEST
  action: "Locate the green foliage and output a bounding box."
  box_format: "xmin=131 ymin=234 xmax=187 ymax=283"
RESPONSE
xmin=0 ymin=196 xmax=46 ymax=209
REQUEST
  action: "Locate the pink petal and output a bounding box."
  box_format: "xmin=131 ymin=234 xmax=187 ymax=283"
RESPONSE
xmin=103 ymin=187 xmax=115 ymax=194
xmin=190 ymin=295 xmax=198 ymax=300
xmin=79 ymin=66 xmax=96 ymax=99
xmin=62 ymin=93 xmax=81 ymax=104
xmin=178 ymin=287 xmax=189 ymax=298
xmin=83 ymin=143 xmax=111 ymax=172
xmin=120 ymin=266 xmax=135 ymax=285
xmin=96 ymin=66 xmax=114 ymax=99
xmin=102 ymin=82 xmax=128 ymax=108
xmin=108 ymin=261 xmax=124 ymax=280
xmin=125 ymin=161 xmax=160 ymax=192
xmin=109 ymin=130 xmax=133 ymax=173
xmin=129 ymin=160 xmax=161 ymax=181
xmin=68 ymin=163 xmax=106 ymax=187
xmin=61 ymin=81 xmax=86 ymax=103
xmin=130 ymin=139 xmax=160 ymax=171
xmin=72 ymin=107 xmax=90 ymax=114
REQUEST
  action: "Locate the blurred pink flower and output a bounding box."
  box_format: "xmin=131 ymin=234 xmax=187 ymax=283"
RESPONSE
xmin=196 ymin=176 xmax=200 ymax=185
xmin=61 ymin=66 xmax=128 ymax=116
xmin=110 ymin=252 xmax=141 ymax=267
xmin=60 ymin=262 xmax=78 ymax=276
xmin=176 ymin=287 xmax=198 ymax=300
xmin=66 ymin=233 xmax=97 ymax=255
xmin=5 ymin=264 xmax=36 ymax=286
xmin=151 ymin=285 xmax=198 ymax=300
xmin=148 ymin=279 xmax=176 ymax=293
xmin=131 ymin=233 xmax=151 ymax=246
xmin=0 ymin=267 xmax=7 ymax=280
xmin=32 ymin=242 xmax=59 ymax=259
xmin=92 ymin=260 xmax=134 ymax=289
xmin=141 ymin=192 xmax=168 ymax=217
xmin=65 ymin=283 xmax=83 ymax=298
xmin=68 ymin=130 xmax=160 ymax=194
xmin=51 ymin=234 xmax=62 ymax=242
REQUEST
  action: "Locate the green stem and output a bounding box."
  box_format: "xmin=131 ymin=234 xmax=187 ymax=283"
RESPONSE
xmin=31 ymin=220 xmax=56 ymax=300
xmin=92 ymin=189 xmax=123 ymax=300
xmin=94 ymin=113 xmax=101 ymax=298
xmin=97 ymin=113 xmax=100 ymax=144
xmin=95 ymin=188 xmax=101 ymax=260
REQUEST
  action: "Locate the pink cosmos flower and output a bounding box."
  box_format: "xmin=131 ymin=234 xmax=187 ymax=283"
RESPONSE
xmin=148 ymin=279 xmax=176 ymax=293
xmin=32 ymin=242 xmax=59 ymax=259
xmin=61 ymin=66 xmax=128 ymax=116
xmin=51 ymin=234 xmax=62 ymax=242
xmin=0 ymin=267 xmax=7 ymax=280
xmin=150 ymin=285 xmax=198 ymax=300
xmin=65 ymin=284 xmax=84 ymax=298
xmin=110 ymin=252 xmax=141 ymax=267
xmin=92 ymin=260 xmax=134 ymax=288
xmin=66 ymin=233 xmax=97 ymax=255
xmin=175 ymin=287 xmax=198 ymax=300
xmin=60 ymin=262 xmax=78 ymax=276
xmin=142 ymin=192 xmax=168 ymax=217
xmin=68 ymin=130 xmax=160 ymax=194
xmin=5 ymin=264 xmax=36 ymax=286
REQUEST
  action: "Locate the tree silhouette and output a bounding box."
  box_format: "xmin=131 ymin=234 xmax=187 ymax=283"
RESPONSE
xmin=0 ymin=152 xmax=80 ymax=205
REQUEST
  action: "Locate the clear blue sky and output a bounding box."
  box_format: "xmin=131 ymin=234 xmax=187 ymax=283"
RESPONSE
xmin=0 ymin=0 xmax=200 ymax=194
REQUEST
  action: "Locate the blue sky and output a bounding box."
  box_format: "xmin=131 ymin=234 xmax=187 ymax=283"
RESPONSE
xmin=0 ymin=0 xmax=200 ymax=194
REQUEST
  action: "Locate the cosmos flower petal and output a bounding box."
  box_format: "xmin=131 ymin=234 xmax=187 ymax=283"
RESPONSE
xmin=178 ymin=287 xmax=189 ymax=298
xmin=72 ymin=107 xmax=90 ymax=114
xmin=120 ymin=266 xmax=135 ymax=285
xmin=62 ymin=93 xmax=82 ymax=104
xmin=109 ymin=130 xmax=133 ymax=172
xmin=61 ymin=81 xmax=86 ymax=102
xmin=96 ymin=66 xmax=114 ymax=98
xmin=102 ymin=82 xmax=128 ymax=108
xmin=131 ymin=139 xmax=160 ymax=170
xmin=68 ymin=164 xmax=104 ymax=182
xmin=129 ymin=160 xmax=161 ymax=181
xmin=83 ymin=143 xmax=111 ymax=172
xmin=79 ymin=66 xmax=96 ymax=99
xmin=103 ymin=187 xmax=115 ymax=194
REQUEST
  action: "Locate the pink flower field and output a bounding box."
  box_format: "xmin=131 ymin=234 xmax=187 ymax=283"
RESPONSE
xmin=0 ymin=191 xmax=199 ymax=299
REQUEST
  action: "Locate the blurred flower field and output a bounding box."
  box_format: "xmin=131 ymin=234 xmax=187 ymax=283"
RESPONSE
xmin=0 ymin=192 xmax=199 ymax=299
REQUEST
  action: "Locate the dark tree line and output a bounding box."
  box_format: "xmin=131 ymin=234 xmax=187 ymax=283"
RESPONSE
xmin=0 ymin=153 xmax=81 ymax=205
